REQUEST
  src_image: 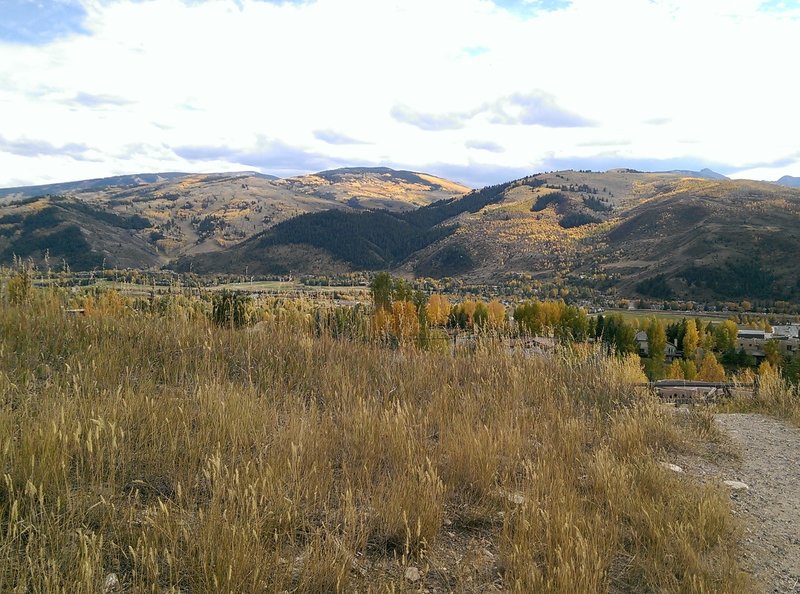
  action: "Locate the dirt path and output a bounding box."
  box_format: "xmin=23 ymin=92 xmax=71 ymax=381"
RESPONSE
xmin=685 ymin=413 xmax=800 ymax=593
xmin=715 ymin=414 xmax=800 ymax=593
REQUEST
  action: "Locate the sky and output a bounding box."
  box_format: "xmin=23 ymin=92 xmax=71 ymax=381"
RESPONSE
xmin=1 ymin=0 xmax=799 ymax=188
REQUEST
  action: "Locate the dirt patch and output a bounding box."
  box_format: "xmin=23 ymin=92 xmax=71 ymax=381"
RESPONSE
xmin=676 ymin=413 xmax=800 ymax=593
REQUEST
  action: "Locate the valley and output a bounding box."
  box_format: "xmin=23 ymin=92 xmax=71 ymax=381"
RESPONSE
xmin=3 ymin=167 xmax=800 ymax=304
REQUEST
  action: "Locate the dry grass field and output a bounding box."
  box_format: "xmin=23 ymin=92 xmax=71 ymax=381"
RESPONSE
xmin=0 ymin=292 xmax=756 ymax=592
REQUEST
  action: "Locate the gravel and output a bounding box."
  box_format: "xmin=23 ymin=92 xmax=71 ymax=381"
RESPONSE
xmin=687 ymin=413 xmax=800 ymax=593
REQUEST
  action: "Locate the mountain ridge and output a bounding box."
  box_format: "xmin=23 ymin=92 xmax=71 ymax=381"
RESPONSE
xmin=3 ymin=166 xmax=800 ymax=302
xmin=0 ymin=167 xmax=469 ymax=270
xmin=775 ymin=175 xmax=800 ymax=188
xmin=178 ymin=170 xmax=800 ymax=301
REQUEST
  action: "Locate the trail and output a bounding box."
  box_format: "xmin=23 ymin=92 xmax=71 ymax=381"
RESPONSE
xmin=710 ymin=414 xmax=800 ymax=593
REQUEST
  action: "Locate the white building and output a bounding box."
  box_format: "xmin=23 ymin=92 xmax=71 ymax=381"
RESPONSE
xmin=772 ymin=324 xmax=800 ymax=339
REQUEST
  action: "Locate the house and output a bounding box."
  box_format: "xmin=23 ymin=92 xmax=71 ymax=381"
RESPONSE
xmin=636 ymin=330 xmax=680 ymax=362
xmin=665 ymin=342 xmax=680 ymax=362
xmin=503 ymin=336 xmax=558 ymax=358
xmin=736 ymin=329 xmax=800 ymax=361
xmin=635 ymin=330 xmax=648 ymax=354
xmin=773 ymin=336 xmax=800 ymax=356
xmin=737 ymin=329 xmax=770 ymax=341
xmin=736 ymin=329 xmax=769 ymax=360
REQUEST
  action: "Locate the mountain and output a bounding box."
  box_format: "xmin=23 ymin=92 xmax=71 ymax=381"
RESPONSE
xmin=775 ymin=175 xmax=800 ymax=188
xmin=0 ymin=197 xmax=162 ymax=269
xmin=178 ymin=169 xmax=800 ymax=301
xmin=270 ymin=167 xmax=469 ymax=211
xmin=0 ymin=168 xmax=468 ymax=270
xmin=5 ymin=165 xmax=799 ymax=301
xmin=173 ymin=180 xmax=509 ymax=275
xmin=0 ymin=172 xmax=193 ymax=200
xmin=0 ymin=171 xmax=284 ymax=201
xmin=660 ymin=168 xmax=729 ymax=180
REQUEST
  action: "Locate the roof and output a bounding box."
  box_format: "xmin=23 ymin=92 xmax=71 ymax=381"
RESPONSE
xmin=737 ymin=330 xmax=768 ymax=338
xmin=772 ymin=325 xmax=800 ymax=338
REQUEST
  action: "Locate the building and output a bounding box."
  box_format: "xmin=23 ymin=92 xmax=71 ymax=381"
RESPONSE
xmin=636 ymin=330 xmax=680 ymax=361
xmin=736 ymin=329 xmax=800 ymax=361
xmin=773 ymin=324 xmax=800 ymax=339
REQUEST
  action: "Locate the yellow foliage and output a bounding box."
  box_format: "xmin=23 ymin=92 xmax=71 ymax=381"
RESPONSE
xmin=372 ymin=308 xmax=391 ymax=339
xmin=667 ymin=360 xmax=684 ymax=380
xmin=758 ymin=360 xmax=776 ymax=377
xmin=697 ymin=352 xmax=725 ymax=382
xmin=85 ymin=289 xmax=128 ymax=318
xmin=735 ymin=368 xmax=756 ymax=385
xmin=426 ymin=294 xmax=450 ymax=326
xmin=487 ymin=300 xmax=506 ymax=328
xmin=682 ymin=322 xmax=699 ymax=360
xmin=391 ymin=301 xmax=419 ymax=342
xmin=461 ymin=300 xmax=478 ymax=327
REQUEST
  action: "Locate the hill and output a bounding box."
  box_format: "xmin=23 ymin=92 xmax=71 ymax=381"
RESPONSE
xmin=173 ymin=180 xmax=511 ymax=275
xmin=180 ymin=169 xmax=800 ymax=301
xmin=5 ymin=166 xmax=799 ymax=302
xmin=775 ymin=175 xmax=800 ymax=188
xmin=0 ymin=196 xmax=161 ymax=269
xmin=0 ymin=172 xmax=195 ymax=200
xmin=0 ymin=168 xmax=469 ymax=270
xmin=660 ymin=168 xmax=729 ymax=180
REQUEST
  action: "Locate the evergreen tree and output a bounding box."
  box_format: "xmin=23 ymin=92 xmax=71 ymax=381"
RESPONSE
xmin=370 ymin=272 xmax=393 ymax=311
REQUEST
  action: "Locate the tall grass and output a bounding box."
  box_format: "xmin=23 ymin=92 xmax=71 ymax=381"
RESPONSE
xmin=723 ymin=369 xmax=800 ymax=426
xmin=0 ymin=298 xmax=750 ymax=592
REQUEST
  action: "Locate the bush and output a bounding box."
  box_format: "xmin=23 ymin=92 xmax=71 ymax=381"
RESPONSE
xmin=559 ymin=212 xmax=601 ymax=229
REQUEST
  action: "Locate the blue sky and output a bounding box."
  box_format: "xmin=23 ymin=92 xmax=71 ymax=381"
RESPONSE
xmin=0 ymin=0 xmax=88 ymax=45
xmin=1 ymin=0 xmax=799 ymax=187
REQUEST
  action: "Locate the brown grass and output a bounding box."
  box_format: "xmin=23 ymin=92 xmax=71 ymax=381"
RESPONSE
xmin=0 ymin=295 xmax=751 ymax=592
xmin=721 ymin=370 xmax=800 ymax=427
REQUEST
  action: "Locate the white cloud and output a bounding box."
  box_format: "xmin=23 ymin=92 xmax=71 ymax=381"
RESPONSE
xmin=0 ymin=0 xmax=798 ymax=187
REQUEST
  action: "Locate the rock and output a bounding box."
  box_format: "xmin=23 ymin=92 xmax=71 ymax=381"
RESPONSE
xmin=103 ymin=573 xmax=120 ymax=593
xmin=291 ymin=552 xmax=307 ymax=581
xmin=499 ymin=489 xmax=525 ymax=505
xmin=724 ymin=480 xmax=750 ymax=491
xmin=660 ymin=462 xmax=683 ymax=473
xmin=404 ymin=566 xmax=421 ymax=582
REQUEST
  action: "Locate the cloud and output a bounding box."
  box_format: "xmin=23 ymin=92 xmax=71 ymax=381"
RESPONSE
xmin=390 ymin=105 xmax=471 ymax=131
xmin=0 ymin=0 xmax=88 ymax=45
xmin=493 ymin=0 xmax=572 ymax=17
xmin=734 ymin=152 xmax=800 ymax=170
xmin=758 ymin=0 xmax=800 ymax=13
xmin=393 ymin=90 xmax=592 ymax=132
xmin=0 ymin=135 xmax=92 ymax=159
xmin=463 ymin=46 xmax=490 ymax=57
xmin=488 ymin=91 xmax=594 ymax=127
xmin=411 ymin=162 xmax=535 ymax=189
xmin=173 ymin=137 xmax=350 ymax=176
xmin=466 ymin=140 xmax=505 ymax=153
xmin=1 ymin=0 xmax=799 ymax=187
xmin=578 ymin=139 xmax=632 ymax=147
xmin=314 ymin=129 xmax=369 ymax=145
xmin=537 ymin=154 xmax=737 ymax=175
xmin=70 ymin=92 xmax=132 ymax=108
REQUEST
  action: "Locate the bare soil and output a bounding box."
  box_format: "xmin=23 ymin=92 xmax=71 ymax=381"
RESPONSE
xmin=677 ymin=413 xmax=800 ymax=593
